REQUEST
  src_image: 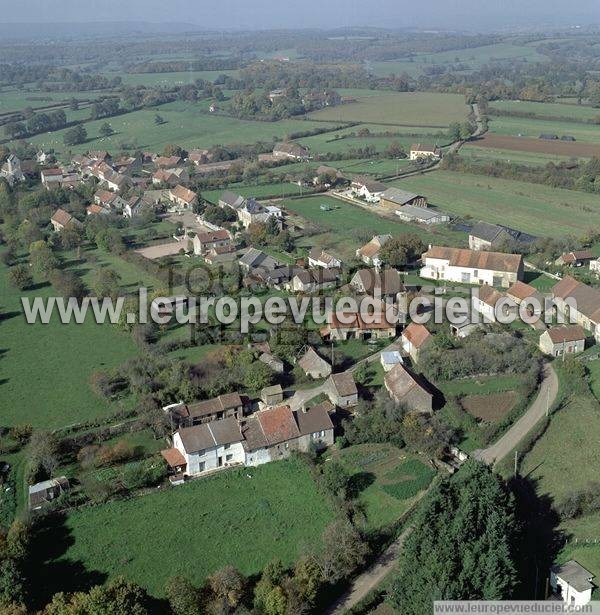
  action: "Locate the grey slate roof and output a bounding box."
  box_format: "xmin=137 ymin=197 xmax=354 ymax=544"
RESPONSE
xmin=551 ymin=560 xmax=594 ymax=592
xmin=381 ymin=187 xmax=423 ymax=206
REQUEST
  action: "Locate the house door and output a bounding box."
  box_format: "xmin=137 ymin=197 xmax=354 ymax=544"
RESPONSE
xmin=218 ymin=456 xmax=223 ymax=467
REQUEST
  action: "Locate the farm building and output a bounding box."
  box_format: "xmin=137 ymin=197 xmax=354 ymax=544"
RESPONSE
xmin=401 ymin=322 xmax=432 ymax=363
xmin=351 ymin=177 xmax=388 ymax=203
xmin=539 ymin=325 xmax=586 ymax=357
xmin=308 ymin=247 xmax=342 ymax=269
xmin=472 ymin=285 xmax=506 ymax=321
xmin=395 ymin=205 xmax=450 ymax=225
xmin=50 ymin=208 xmax=81 ymax=232
xmin=380 ymin=351 xmax=403 ymax=371
xmin=409 ymin=143 xmax=441 ymax=160
xmin=272 ymin=142 xmax=309 ymax=160
xmin=421 ymin=246 xmax=524 ymax=288
xmin=261 ymin=384 xmax=284 ymax=407
xmin=297 ymin=347 xmax=332 ymax=379
xmin=380 ymin=187 xmax=428 ymax=209
xmin=219 ymin=190 xmax=246 ymax=210
xmin=384 ymin=364 xmax=433 ymax=414
xmin=555 ymin=250 xmax=594 ymax=267
xmin=291 ymin=268 xmax=338 ymax=293
xmin=469 ymin=221 xmax=536 ymax=252
xmin=192 ymin=229 xmax=232 ymax=256
xmin=351 ymin=268 xmax=406 ymax=303
xmin=164 ymin=393 xmax=246 ymax=427
xmin=29 ymin=477 xmax=70 ymax=510
xmin=326 ymin=372 xmax=358 ymax=408
xmin=326 ymin=311 xmax=397 ymax=341
xmin=552 ymin=277 xmax=600 ymax=343
xmin=169 ymin=185 xmax=198 ymax=209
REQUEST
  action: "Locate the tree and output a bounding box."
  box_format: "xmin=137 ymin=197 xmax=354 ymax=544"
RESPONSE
xmin=242 ymin=361 xmax=273 ymax=391
xmin=154 ymin=114 xmax=165 ymax=125
xmin=8 ymin=265 xmax=32 ymax=291
xmin=63 ymin=124 xmax=87 ymax=146
xmin=49 ymin=269 xmax=86 ymax=301
xmin=378 ymin=234 xmax=425 ymax=268
xmin=321 ymin=461 xmax=351 ymax=498
xmin=165 ymin=576 xmax=202 ymax=615
xmin=208 ymin=565 xmax=247 ymax=613
xmin=389 ymin=461 xmax=518 ymax=613
xmin=99 ymin=122 xmax=114 ymax=138
xmin=92 ymin=268 xmax=122 ymax=299
xmin=319 ymin=519 xmax=368 ymax=583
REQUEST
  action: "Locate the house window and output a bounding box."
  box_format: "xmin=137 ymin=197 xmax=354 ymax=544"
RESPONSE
xmin=226 ymin=454 xmax=233 ymax=462
xmin=199 ymin=461 xmax=205 ymax=472
xmin=224 ymin=443 xmax=231 ymax=450
xmin=285 ymin=443 xmax=289 ymax=449
xmin=461 ymin=272 xmax=470 ymax=283
xmin=197 ymin=449 xmax=205 ymax=457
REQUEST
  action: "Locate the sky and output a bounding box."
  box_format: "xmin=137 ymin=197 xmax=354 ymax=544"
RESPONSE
xmin=1 ymin=0 xmax=599 ymax=31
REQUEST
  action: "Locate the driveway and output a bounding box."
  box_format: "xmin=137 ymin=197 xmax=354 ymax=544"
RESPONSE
xmin=473 ymin=363 xmax=558 ymax=467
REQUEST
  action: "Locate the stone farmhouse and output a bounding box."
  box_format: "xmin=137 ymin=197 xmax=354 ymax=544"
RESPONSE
xmin=468 ymin=221 xmax=536 ymax=252
xmin=539 ymin=325 xmax=586 ymax=357
xmin=384 ymin=363 xmax=433 ymax=414
xmin=552 ymin=277 xmax=600 ymax=343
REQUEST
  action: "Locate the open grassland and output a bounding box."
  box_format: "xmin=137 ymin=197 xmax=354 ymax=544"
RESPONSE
xmin=282 ymin=195 xmax=461 ymax=260
xmin=394 ymin=170 xmax=600 ymax=235
xmin=33 ymin=459 xmax=333 ymax=598
xmin=0 ymin=88 xmax=107 ymax=115
xmin=488 ymin=115 xmax=600 ymax=145
xmin=332 ymin=444 xmax=435 ymax=531
xmin=489 ymin=99 xmax=600 ymax=122
xmin=14 ymin=103 xmax=341 ymax=157
xmin=459 ymin=143 xmax=575 ymax=166
xmin=0 ymin=258 xmax=137 ymax=429
xmin=307 ymin=92 xmax=469 ymax=127
xmin=368 ymin=43 xmax=548 ymax=78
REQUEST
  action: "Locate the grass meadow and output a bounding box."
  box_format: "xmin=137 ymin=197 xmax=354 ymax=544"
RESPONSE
xmin=488 ymin=115 xmax=600 ymax=144
xmin=32 ymin=458 xmax=334 ymax=598
xmin=489 ymin=99 xmax=600 ymax=122
xmin=395 ymin=170 xmax=600 ymax=235
xmin=307 ymin=92 xmax=469 ymax=127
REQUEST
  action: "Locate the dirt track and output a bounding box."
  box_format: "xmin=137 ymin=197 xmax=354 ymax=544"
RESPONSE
xmin=470 ymin=133 xmax=600 ymax=157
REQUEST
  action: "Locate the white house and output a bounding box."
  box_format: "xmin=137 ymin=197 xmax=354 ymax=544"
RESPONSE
xmin=471 ymin=285 xmax=506 ymax=322
xmin=308 ymin=247 xmax=342 ymax=269
xmin=409 ymin=143 xmax=441 ymax=160
xmin=421 ymin=246 xmax=524 ymax=288
xmin=0 ymin=154 xmax=25 ymax=186
xmin=401 ymin=322 xmax=432 ymax=363
xmin=550 ymin=560 xmax=594 ymax=607
xmin=351 ymin=177 xmax=387 ymax=203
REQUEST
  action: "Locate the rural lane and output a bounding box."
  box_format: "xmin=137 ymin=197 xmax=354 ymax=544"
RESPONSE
xmin=473 ymin=363 xmax=558 ymax=467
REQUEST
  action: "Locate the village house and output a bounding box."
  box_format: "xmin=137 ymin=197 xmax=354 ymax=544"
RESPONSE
xmin=384 ymin=363 xmax=433 ymax=414
xmin=297 ymin=346 xmax=332 ymax=379
xmin=469 ymin=221 xmax=536 ymax=252
xmin=380 ymin=187 xmax=428 ymax=209
xmin=356 ymin=234 xmax=393 ymax=268
xmin=472 ymin=284 xmax=506 ymax=321
xmin=401 ymin=322 xmax=432 ymax=363
xmin=261 ymin=384 xmax=284 ymax=407
xmin=295 ymin=402 xmax=335 ymax=452
xmin=506 ymin=281 xmax=544 ymax=307
xmin=0 ymin=154 xmax=25 ymax=186
xmin=539 ymin=325 xmax=586 ymax=357
xmin=187 ymin=149 xmax=210 ymax=165
xmin=94 ymin=189 xmax=126 ymax=210
xmin=123 ymin=195 xmax=149 ymax=218
xmin=192 ymin=229 xmax=232 ymax=256
xmin=552 ymin=277 xmax=600 ymax=343
xmin=50 ymin=208 xmax=81 ymax=232
xmin=41 ymin=168 xmax=79 ymax=190
xmin=409 ymin=143 xmax=441 ymax=160
xmin=380 ymin=350 xmax=403 ymax=372
xmin=351 ymin=268 xmax=406 ymax=304
xmin=86 ymin=203 xmax=110 ymax=216
xmin=351 ymin=177 xmax=388 ymax=203
xmin=555 ymin=250 xmax=594 ymax=268
xmin=291 ymin=268 xmax=338 ymax=293
xmin=154 ymin=155 xmax=182 ymax=168
xmin=152 ymin=168 xmax=183 ymax=187
xmin=326 ymin=311 xmax=397 ymax=341
xmin=259 ymin=352 xmax=285 ymax=374
xmin=396 ymin=205 xmax=450 ymax=225
xmin=550 ymin=560 xmax=595 ymax=606
xmin=28 ymin=476 xmax=70 ymax=510
xmin=421 ymin=246 xmax=524 ymax=288
xmin=308 ymin=247 xmax=342 ymax=269
xmin=113 ymin=155 xmax=141 ymax=174
xmin=313 ymin=165 xmax=345 ymax=187
xmin=204 ymin=245 xmax=237 ymax=265
xmin=237 ymin=198 xmax=280 ymax=228
xmin=239 ymin=248 xmax=280 ymax=274
xmin=165 ymin=392 xmax=246 ymax=427
xmin=326 ymin=372 xmax=358 ymax=407
xmin=219 ymin=190 xmax=246 ymax=211
xmin=272 ymin=142 xmax=309 ymax=161
xmin=169 ymin=185 xmax=198 ymax=210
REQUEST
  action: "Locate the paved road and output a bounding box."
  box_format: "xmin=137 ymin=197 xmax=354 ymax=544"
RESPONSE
xmin=473 ymin=363 xmax=558 ymax=467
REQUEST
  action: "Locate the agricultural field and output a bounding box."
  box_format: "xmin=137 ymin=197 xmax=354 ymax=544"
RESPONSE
xmin=459 ymin=143 xmax=575 ymax=166
xmin=394 ymin=170 xmax=600 ymax=235
xmin=0 ymin=257 xmax=137 ymax=429
xmin=368 ymin=42 xmax=548 ymax=78
xmin=0 ymin=88 xmax=108 ymax=115
xmin=470 ymin=133 xmax=600 ymax=159
xmin=489 ymin=99 xmax=600 ymax=122
xmin=307 ymin=92 xmax=470 ymax=127
xmin=30 ymin=458 xmax=334 ymax=598
xmin=488 ymin=115 xmax=600 ymax=145
xmin=332 ymin=443 xmax=436 ymax=531
xmin=13 ymin=103 xmax=341 ymax=158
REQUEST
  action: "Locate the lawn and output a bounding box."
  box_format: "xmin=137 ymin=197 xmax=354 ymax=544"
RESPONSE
xmin=0 ymin=257 xmax=137 ymax=429
xmin=394 ymin=170 xmax=600 ymax=235
xmin=307 ymin=92 xmax=469 ymax=128
xmin=14 ymin=102 xmax=341 ymax=158
xmin=332 ymin=443 xmax=435 ymax=531
xmin=34 ymin=458 xmax=334 ymax=598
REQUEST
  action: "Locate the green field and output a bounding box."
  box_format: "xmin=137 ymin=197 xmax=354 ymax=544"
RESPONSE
xmin=0 ymin=257 xmax=137 ymax=429
xmin=36 ymin=459 xmax=333 ymax=597
xmin=14 ymin=102 xmax=341 ymax=157
xmin=203 ymin=182 xmax=308 ymax=204
xmin=489 ymin=99 xmax=600 ymax=122
xmin=307 ymin=92 xmax=469 ymax=127
xmin=488 ymin=115 xmax=600 ymax=144
xmin=368 ymin=43 xmax=548 ymax=78
xmin=332 ymin=444 xmax=435 ymax=531
xmin=0 ymin=88 xmax=107 ymax=115
xmin=460 ymin=144 xmax=574 ymax=166
xmin=394 ymin=170 xmax=600 ymax=235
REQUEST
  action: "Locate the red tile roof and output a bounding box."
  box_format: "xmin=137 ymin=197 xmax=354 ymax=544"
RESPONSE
xmin=402 ymin=322 xmax=432 ymax=348
xmin=160 ymin=448 xmax=186 ymax=468
xmin=257 ymin=405 xmax=301 ymax=446
xmin=424 ymin=246 xmax=523 ymax=273
xmin=545 ymin=325 xmax=586 ymax=344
